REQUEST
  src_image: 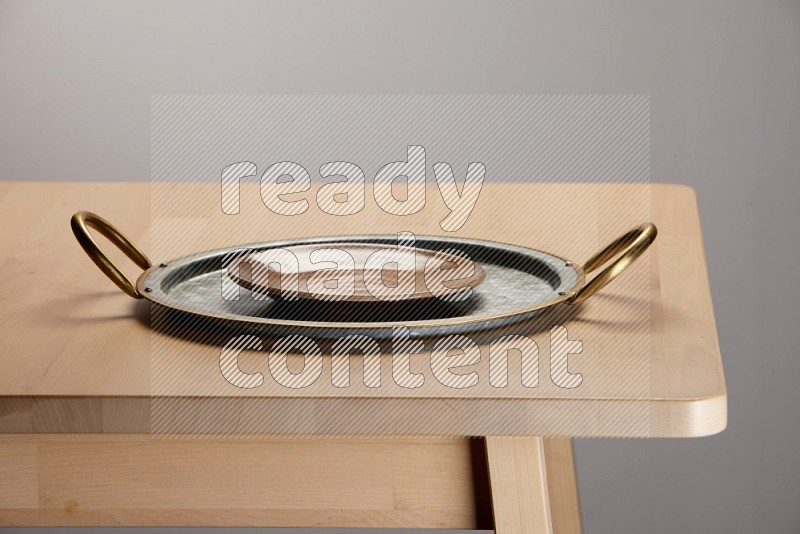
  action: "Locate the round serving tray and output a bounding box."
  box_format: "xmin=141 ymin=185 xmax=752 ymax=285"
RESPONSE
xmin=70 ymin=212 xmax=657 ymax=339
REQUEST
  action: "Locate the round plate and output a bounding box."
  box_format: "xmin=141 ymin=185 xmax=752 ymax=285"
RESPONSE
xmin=138 ymin=235 xmax=583 ymax=339
xmin=227 ymin=242 xmax=486 ymax=303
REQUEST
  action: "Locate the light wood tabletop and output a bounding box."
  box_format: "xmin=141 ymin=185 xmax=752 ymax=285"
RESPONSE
xmin=0 ymin=181 xmax=725 ymax=438
xmin=0 ymin=181 xmax=726 ymax=532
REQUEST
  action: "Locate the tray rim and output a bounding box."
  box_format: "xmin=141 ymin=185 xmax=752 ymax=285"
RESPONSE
xmin=136 ymin=234 xmax=585 ymax=331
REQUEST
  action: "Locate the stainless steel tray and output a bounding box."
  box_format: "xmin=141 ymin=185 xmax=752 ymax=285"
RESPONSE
xmin=71 ymin=212 xmax=656 ymax=339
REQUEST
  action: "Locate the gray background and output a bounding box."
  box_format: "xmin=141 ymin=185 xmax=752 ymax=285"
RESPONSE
xmin=1 ymin=0 xmax=798 ymax=532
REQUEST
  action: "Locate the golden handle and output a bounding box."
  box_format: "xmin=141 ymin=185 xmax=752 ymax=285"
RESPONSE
xmin=70 ymin=211 xmax=152 ymax=299
xmin=567 ymin=223 xmax=657 ymax=305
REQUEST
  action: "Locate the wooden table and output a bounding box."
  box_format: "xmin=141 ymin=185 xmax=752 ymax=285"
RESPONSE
xmin=0 ymin=182 xmax=726 ymax=532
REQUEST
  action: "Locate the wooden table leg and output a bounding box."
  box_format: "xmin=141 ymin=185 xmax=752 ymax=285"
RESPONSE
xmin=485 ymin=437 xmax=582 ymax=534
